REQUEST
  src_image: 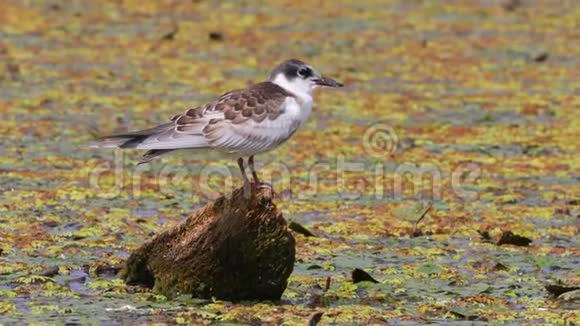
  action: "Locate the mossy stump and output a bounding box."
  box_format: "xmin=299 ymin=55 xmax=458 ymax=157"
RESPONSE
xmin=122 ymin=186 xmax=295 ymax=301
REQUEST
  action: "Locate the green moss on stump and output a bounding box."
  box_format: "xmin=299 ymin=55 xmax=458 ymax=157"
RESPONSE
xmin=122 ymin=186 xmax=295 ymax=301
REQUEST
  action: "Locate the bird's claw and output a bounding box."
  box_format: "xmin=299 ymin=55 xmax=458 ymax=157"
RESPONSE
xmin=253 ymin=181 xmax=279 ymax=199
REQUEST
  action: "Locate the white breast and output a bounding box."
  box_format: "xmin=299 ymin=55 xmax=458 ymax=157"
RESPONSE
xmin=283 ymin=95 xmax=312 ymax=129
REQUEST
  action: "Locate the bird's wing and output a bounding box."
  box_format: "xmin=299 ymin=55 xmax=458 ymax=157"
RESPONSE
xmin=130 ymin=125 xmax=208 ymax=149
xmin=125 ymin=91 xmax=244 ymax=150
xmin=173 ymin=82 xmax=300 ymax=154
xmin=94 ymin=82 xmax=299 ymax=153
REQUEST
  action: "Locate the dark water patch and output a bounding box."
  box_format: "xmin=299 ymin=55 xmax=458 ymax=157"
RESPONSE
xmin=406 ymin=103 xmax=556 ymax=127
xmin=291 ymin=210 xmax=327 ymax=224
xmin=502 ymin=175 xmax=579 ymax=186
xmin=131 ymin=208 xmax=158 ymax=219
xmin=423 ymin=143 xmax=565 ymax=158
xmin=0 ymin=31 xmax=68 ymax=50
xmin=64 ymin=270 xmax=90 ymax=296
xmin=0 ymin=82 xmax=53 ymax=101
xmin=0 ymin=176 xmax=62 ymax=191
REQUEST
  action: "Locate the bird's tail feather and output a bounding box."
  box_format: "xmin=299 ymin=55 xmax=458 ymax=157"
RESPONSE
xmin=90 ymin=123 xmax=209 ymax=164
xmin=89 ymin=123 xmax=175 ymax=149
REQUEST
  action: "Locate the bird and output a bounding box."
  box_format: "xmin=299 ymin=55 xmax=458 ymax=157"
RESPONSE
xmin=91 ymin=59 xmax=343 ymax=190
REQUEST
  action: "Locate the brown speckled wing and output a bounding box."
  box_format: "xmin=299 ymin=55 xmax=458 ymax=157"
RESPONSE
xmin=171 ymin=82 xmax=299 ymax=154
xmin=174 ymin=82 xmax=291 ymax=132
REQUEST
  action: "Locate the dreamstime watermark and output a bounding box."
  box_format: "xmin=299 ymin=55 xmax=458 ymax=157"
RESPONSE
xmin=87 ymin=123 xmax=482 ymax=202
xmin=363 ymin=122 xmax=398 ymax=157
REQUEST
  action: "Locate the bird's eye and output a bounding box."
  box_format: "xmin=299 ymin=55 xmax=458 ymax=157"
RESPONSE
xmin=297 ymin=67 xmax=312 ymax=78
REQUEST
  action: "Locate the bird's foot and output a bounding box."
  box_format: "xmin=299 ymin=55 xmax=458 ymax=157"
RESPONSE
xmin=241 ymin=181 xmax=277 ymax=199
xmin=252 ymin=181 xmax=279 ymax=199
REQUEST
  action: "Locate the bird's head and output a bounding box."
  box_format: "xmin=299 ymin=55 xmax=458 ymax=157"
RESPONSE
xmin=269 ymin=59 xmax=343 ymax=95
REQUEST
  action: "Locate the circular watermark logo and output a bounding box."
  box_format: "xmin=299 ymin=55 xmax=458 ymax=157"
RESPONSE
xmin=363 ymin=123 xmax=398 ymax=158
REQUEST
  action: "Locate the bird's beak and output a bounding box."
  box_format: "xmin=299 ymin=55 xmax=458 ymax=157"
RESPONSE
xmin=313 ymin=76 xmax=343 ymax=88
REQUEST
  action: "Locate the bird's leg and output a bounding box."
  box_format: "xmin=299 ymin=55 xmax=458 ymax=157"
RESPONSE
xmin=248 ymin=155 xmax=276 ymax=195
xmin=248 ymin=155 xmax=260 ymax=184
xmin=237 ymin=157 xmax=251 ymax=195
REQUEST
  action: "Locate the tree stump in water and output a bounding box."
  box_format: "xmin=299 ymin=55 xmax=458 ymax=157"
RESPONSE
xmin=122 ymin=186 xmax=295 ymax=301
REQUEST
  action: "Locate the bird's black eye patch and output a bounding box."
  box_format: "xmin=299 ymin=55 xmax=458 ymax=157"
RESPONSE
xmin=297 ymin=67 xmax=312 ymax=78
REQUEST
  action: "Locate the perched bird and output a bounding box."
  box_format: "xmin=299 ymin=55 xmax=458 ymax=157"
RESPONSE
xmin=91 ymin=59 xmax=343 ymax=189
